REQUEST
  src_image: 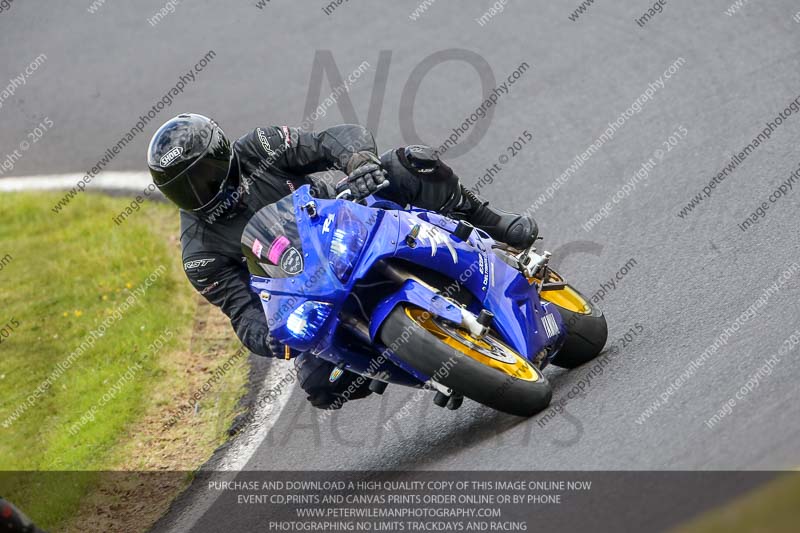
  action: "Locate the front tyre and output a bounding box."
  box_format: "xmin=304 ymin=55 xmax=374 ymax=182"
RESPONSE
xmin=379 ymin=305 xmax=552 ymax=417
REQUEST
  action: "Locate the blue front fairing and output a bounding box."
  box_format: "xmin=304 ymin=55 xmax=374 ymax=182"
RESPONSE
xmin=249 ymin=186 xmax=399 ymax=352
xmin=248 ymin=185 xmax=564 ymax=385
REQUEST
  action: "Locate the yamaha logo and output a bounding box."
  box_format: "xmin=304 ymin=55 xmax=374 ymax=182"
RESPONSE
xmin=160 ymin=146 xmax=183 ymax=167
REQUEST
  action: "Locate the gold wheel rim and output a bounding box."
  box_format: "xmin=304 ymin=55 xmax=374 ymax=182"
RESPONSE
xmin=405 ymin=307 xmax=538 ymax=381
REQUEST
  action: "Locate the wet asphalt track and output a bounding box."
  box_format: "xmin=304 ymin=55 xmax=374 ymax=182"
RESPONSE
xmin=2 ymin=0 xmax=800 ymax=531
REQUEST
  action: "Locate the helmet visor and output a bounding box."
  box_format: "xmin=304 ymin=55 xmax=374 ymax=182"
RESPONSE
xmin=158 ymin=157 xmax=231 ymax=211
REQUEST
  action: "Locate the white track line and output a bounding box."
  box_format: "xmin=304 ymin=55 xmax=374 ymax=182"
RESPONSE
xmin=0 ymin=171 xmax=154 ymax=192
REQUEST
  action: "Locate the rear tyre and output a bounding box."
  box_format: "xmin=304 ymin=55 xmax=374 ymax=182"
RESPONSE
xmin=539 ymin=280 xmax=608 ymax=368
xmin=380 ymin=305 xmax=552 ymax=417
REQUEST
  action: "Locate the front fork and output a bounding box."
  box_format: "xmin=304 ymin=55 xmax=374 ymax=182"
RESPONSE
xmin=373 ymin=260 xmax=492 ymax=339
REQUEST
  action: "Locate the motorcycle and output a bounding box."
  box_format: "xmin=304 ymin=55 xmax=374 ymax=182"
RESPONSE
xmin=242 ymin=184 xmax=608 ymax=416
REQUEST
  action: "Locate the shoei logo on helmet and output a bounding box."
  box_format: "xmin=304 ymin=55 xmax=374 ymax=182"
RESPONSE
xmin=160 ymin=146 xmax=183 ymax=167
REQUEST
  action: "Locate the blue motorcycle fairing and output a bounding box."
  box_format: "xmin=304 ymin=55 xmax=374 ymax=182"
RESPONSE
xmin=368 ymin=279 xmax=465 ymax=341
xmin=249 ymin=187 xmax=399 ymax=352
xmin=248 ymin=185 xmax=566 ymax=386
xmin=386 ymin=209 xmax=565 ymax=363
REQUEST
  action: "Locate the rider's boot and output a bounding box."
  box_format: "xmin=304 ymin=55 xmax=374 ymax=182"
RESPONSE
xmin=450 ymin=185 xmax=538 ymax=249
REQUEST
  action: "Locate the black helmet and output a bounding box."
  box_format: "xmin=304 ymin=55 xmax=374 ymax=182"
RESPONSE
xmin=147 ymin=113 xmax=241 ymax=217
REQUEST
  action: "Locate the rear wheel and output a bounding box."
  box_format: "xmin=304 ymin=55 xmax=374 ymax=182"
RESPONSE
xmin=379 ymin=305 xmax=552 ymax=417
xmin=537 ymin=271 xmax=608 ymax=368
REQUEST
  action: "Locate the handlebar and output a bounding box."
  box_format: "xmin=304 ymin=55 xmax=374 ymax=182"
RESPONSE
xmin=335 ymin=179 xmax=390 ymax=202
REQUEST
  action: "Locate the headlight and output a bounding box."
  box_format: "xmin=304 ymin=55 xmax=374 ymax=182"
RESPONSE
xmin=286 ymin=301 xmax=333 ymax=341
xmin=327 ymin=209 xmax=368 ymax=281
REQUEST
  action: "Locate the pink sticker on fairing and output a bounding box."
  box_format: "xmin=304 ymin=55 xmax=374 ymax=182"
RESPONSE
xmin=251 ymin=239 xmax=263 ymax=258
xmin=267 ymin=236 xmax=291 ymax=264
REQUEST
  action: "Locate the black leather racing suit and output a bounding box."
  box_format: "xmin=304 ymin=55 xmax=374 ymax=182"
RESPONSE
xmin=180 ymin=124 xmax=460 ymax=406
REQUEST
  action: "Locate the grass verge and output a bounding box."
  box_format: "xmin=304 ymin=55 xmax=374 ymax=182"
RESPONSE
xmin=0 ymin=192 xmax=249 ymax=531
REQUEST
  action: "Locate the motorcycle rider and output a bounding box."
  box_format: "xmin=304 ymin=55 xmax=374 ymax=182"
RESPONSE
xmin=147 ymin=113 xmax=537 ymax=410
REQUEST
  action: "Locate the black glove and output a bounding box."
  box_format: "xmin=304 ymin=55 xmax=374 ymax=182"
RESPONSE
xmin=267 ymin=334 xmax=302 ymax=360
xmin=336 ymin=151 xmax=388 ymax=200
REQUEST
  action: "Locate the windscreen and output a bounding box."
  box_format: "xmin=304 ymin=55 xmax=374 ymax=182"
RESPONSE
xmin=241 ymin=195 xmax=304 ymax=278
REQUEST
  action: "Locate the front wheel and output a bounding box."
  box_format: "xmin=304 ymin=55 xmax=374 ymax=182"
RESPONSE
xmin=379 ymin=305 xmax=552 ymax=417
xmin=537 ymin=272 xmax=608 ymax=368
